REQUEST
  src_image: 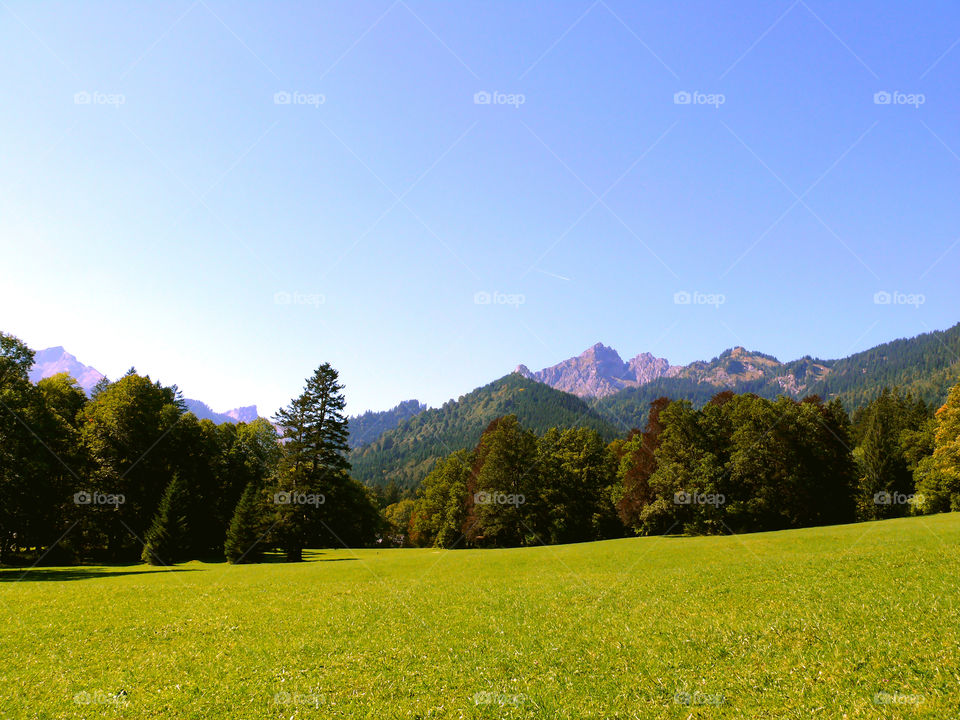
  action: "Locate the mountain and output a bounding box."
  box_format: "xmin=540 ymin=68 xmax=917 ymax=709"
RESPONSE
xmin=348 ymin=399 xmax=426 ymax=449
xmin=803 ymin=323 xmax=960 ymax=409
xmin=597 ymin=351 xmax=835 ymax=430
xmin=597 ymin=326 xmax=960 ymax=429
xmin=516 ymin=343 xmax=678 ymax=398
xmin=350 ymin=373 xmax=617 ymax=489
xmin=29 ymin=346 xmax=258 ymax=425
xmin=224 ymin=406 xmax=259 ymax=423
xmin=29 ymin=346 xmax=105 ymax=395
xmin=183 ymin=399 xmax=260 ymax=425
xmin=518 ymin=343 xmax=836 ymax=402
xmin=666 ymin=346 xmax=833 ymax=393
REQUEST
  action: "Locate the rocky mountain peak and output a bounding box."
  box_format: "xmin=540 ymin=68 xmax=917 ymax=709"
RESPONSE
xmin=519 ymin=344 xmax=675 ymax=398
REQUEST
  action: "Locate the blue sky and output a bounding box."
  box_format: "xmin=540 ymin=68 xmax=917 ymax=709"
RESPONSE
xmin=2 ymin=1 xmax=959 ymax=415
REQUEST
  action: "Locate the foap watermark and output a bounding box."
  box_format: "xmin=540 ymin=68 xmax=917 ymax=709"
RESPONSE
xmin=674 ymin=90 xmax=725 ymax=108
xmin=474 ymin=290 xmax=525 ymax=308
xmin=873 ymin=691 xmax=924 ymax=706
xmin=674 ymin=490 xmax=725 ymax=507
xmin=873 ymin=90 xmax=925 ymax=108
xmin=474 ymin=490 xmax=525 ymax=507
xmin=473 ymin=691 xmax=527 ymax=706
xmin=873 ymin=290 xmax=924 ymax=308
xmin=674 ymin=690 xmax=724 ymax=706
xmin=274 ymin=491 xmax=325 ymax=507
xmin=74 ymin=690 xmax=128 ymax=706
xmin=674 ymin=290 xmax=725 ymax=308
xmin=73 ymin=490 xmax=125 ymax=507
xmin=274 ymin=691 xmax=325 ymax=708
xmin=474 ymin=90 xmax=525 ymax=108
xmin=74 ymin=91 xmax=125 ymax=108
xmin=274 ymin=90 xmax=325 ymax=108
xmin=274 ymin=291 xmax=325 ymax=308
xmin=874 ymin=491 xmax=920 ymax=507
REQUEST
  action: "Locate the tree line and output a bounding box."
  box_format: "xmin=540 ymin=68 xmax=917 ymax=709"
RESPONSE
xmin=0 ymin=332 xmax=382 ymax=566
xmin=3 ymin=328 xmax=960 ymax=563
xmin=396 ymin=385 xmax=960 ymax=547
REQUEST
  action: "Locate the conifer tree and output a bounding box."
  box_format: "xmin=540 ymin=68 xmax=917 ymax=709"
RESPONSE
xmin=272 ymin=363 xmax=352 ymax=561
xmin=141 ymin=473 xmax=192 ymax=565
xmin=224 ymin=483 xmax=266 ymax=563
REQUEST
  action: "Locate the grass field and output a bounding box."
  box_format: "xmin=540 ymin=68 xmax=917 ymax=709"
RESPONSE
xmin=2 ymin=514 xmax=959 ymax=719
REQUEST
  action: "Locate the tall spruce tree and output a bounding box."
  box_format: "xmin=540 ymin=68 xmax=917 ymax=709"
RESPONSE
xmin=141 ymin=473 xmax=192 ymax=565
xmin=855 ymin=388 xmax=920 ymax=519
xmin=225 ymin=483 xmax=267 ymax=563
xmin=272 ymin=363 xmax=351 ymax=561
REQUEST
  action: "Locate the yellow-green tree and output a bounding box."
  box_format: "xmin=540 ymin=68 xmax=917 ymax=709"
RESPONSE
xmin=915 ymin=382 xmax=960 ymax=513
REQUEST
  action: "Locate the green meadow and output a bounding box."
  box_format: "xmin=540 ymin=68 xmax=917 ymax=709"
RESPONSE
xmin=2 ymin=513 xmax=958 ymax=719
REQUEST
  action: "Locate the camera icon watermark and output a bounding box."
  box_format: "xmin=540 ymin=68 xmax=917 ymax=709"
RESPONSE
xmin=674 ymin=290 xmax=725 ymax=308
xmin=474 ymin=491 xmax=525 ymax=507
xmin=674 ymin=490 xmax=725 ymax=507
xmin=473 ymin=691 xmax=527 ymax=706
xmin=274 ymin=291 xmax=325 ymax=308
xmin=873 ymin=90 xmax=925 ymax=108
xmin=474 ymin=290 xmax=525 ymax=308
xmin=674 ymin=90 xmax=725 ymax=108
xmin=473 ymin=90 xmax=525 ymax=108
xmin=873 ymin=290 xmax=924 ymax=308
xmin=74 ymin=91 xmax=126 ymax=108
xmin=273 ymin=491 xmax=325 ymax=507
xmin=274 ymin=691 xmax=324 ymax=708
xmin=873 ymin=691 xmax=924 ymax=706
xmin=74 ymin=690 xmax=127 ymax=706
xmin=73 ymin=490 xmax=125 ymax=507
xmin=674 ymin=691 xmax=724 ymax=706
xmin=274 ymin=90 xmax=326 ymax=108
xmin=873 ymin=491 xmax=919 ymax=506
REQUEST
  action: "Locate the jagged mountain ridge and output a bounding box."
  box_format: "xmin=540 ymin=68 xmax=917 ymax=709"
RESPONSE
xmin=519 ymin=343 xmax=833 ymax=399
xmin=516 ymin=343 xmax=680 ymax=398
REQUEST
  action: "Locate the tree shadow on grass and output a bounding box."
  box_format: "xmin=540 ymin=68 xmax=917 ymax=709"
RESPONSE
xmin=0 ymin=567 xmax=202 ymax=582
xmin=301 ymin=550 xmax=358 ymax=563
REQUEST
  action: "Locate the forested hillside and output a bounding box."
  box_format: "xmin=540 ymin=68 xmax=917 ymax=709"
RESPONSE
xmin=347 ymin=399 xmax=426 ymax=449
xmin=350 ymin=373 xmax=617 ymax=488
xmin=805 ymin=323 xmax=960 ymax=409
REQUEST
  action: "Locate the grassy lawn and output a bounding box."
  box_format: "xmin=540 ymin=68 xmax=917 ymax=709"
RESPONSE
xmin=2 ymin=513 xmax=959 ymax=718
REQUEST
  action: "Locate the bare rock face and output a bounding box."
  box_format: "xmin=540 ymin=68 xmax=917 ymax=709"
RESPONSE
xmin=516 ymin=343 xmax=834 ymax=399
xmin=627 ymin=352 xmax=675 ymax=385
xmin=515 ymin=364 xmax=535 ymax=380
xmin=29 ymin=346 xmax=105 ymax=395
xmin=224 ymin=405 xmax=259 ymax=423
xmin=516 ymin=343 xmax=677 ymax=398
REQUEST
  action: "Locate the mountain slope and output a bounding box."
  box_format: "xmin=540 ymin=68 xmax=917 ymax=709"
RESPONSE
xmin=29 ymin=347 xmax=105 ymax=394
xmin=348 ymin=399 xmax=426 ymax=449
xmin=350 ymin=373 xmax=618 ymax=488
xmin=805 ymin=323 xmax=960 ymax=409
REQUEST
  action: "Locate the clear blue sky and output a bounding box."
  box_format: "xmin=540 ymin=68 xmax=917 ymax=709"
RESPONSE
xmin=2 ymin=1 xmax=959 ymax=415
